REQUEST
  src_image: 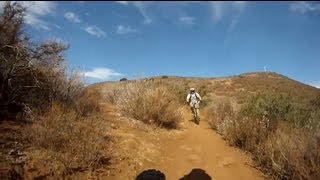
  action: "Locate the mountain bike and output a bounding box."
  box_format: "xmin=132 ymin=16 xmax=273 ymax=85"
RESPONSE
xmin=191 ymin=101 xmax=200 ymax=124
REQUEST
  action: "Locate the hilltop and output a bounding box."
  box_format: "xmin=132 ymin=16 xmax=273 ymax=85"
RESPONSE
xmin=92 ymin=71 xmax=319 ymax=107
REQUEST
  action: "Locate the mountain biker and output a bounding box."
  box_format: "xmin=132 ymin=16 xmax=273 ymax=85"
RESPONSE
xmin=186 ymin=88 xmax=202 ymax=121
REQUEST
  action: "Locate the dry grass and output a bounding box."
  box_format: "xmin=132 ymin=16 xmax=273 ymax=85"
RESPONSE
xmin=256 ymin=124 xmax=320 ymax=179
xmin=207 ymin=94 xmax=320 ymax=179
xmin=112 ymin=79 xmax=183 ymax=129
xmin=74 ymin=88 xmax=101 ymax=117
xmin=23 ymin=103 xmax=110 ymax=177
xmin=207 ymin=99 xmax=235 ymax=134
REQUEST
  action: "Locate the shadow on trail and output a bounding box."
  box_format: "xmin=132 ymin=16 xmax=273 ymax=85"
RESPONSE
xmin=179 ymin=168 xmax=212 ymax=180
xmin=136 ymin=168 xmax=211 ymax=180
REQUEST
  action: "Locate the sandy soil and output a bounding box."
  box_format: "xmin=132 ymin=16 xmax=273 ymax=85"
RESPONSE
xmin=106 ymin=105 xmax=266 ymax=180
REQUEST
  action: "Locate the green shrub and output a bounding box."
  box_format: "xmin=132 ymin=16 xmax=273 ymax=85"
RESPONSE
xmin=240 ymin=93 xmax=292 ymax=121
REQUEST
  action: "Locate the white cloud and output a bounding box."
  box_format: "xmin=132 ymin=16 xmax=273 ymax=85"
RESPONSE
xmin=179 ymin=16 xmax=195 ymax=25
xmin=20 ymin=1 xmax=56 ymax=15
xmin=211 ymin=1 xmax=224 ymax=22
xmin=18 ymin=1 xmax=56 ymax=31
xmin=115 ymin=1 xmax=152 ymax=24
xmin=75 ymin=1 xmax=85 ymax=5
xmin=64 ymin=12 xmax=81 ymax=23
xmin=115 ymin=1 xmax=129 ymax=5
xmin=54 ymin=24 xmax=62 ymax=29
xmin=24 ymin=14 xmax=50 ymax=30
xmin=290 ymin=1 xmax=320 ymax=14
xmin=210 ymin=1 xmax=246 ymax=32
xmin=84 ymin=67 xmax=123 ymax=80
xmin=116 ymin=25 xmax=138 ymax=34
xmin=233 ymin=1 xmax=246 ymax=12
xmin=85 ymin=26 xmax=106 ymax=38
xmin=133 ymin=2 xmax=152 ymax=24
xmin=211 ymin=1 xmax=246 ymax=22
xmin=228 ymin=1 xmax=246 ymax=32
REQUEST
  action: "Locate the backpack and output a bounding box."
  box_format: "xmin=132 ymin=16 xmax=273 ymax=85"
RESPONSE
xmin=189 ymin=92 xmax=200 ymax=102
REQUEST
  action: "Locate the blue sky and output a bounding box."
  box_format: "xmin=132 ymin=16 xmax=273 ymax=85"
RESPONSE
xmin=2 ymin=1 xmax=320 ymax=87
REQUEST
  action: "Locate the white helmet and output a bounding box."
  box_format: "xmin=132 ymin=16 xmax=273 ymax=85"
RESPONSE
xmin=190 ymin=88 xmax=195 ymax=92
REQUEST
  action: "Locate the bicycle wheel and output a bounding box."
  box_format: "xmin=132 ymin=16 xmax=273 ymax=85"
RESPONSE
xmin=195 ymin=108 xmax=199 ymax=124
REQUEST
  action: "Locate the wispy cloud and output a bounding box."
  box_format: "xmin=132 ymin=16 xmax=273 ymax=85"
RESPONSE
xmin=116 ymin=25 xmax=138 ymax=34
xmin=133 ymin=2 xmax=152 ymax=24
xmin=115 ymin=1 xmax=152 ymax=24
xmin=211 ymin=1 xmax=224 ymax=22
xmin=85 ymin=26 xmax=106 ymax=38
xmin=21 ymin=1 xmax=56 ymax=15
xmin=24 ymin=14 xmax=51 ymax=30
xmin=84 ymin=67 xmax=123 ymax=80
xmin=17 ymin=1 xmax=56 ymax=31
xmin=115 ymin=1 xmax=129 ymax=5
xmin=54 ymin=24 xmax=62 ymax=29
xmin=290 ymin=1 xmax=320 ymax=14
xmin=64 ymin=12 xmax=81 ymax=23
xmin=75 ymin=1 xmax=85 ymax=5
xmin=228 ymin=1 xmax=246 ymax=32
xmin=179 ymin=16 xmax=195 ymax=25
xmin=210 ymin=1 xmax=246 ymax=32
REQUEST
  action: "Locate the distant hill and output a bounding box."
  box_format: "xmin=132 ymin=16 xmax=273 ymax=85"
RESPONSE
xmin=90 ymin=72 xmax=320 ymax=106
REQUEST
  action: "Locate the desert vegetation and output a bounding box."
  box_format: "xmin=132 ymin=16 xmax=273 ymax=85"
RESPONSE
xmin=2 ymin=2 xmax=320 ymax=179
xmin=104 ymin=79 xmax=184 ymax=129
xmin=0 ymin=2 xmax=109 ymax=178
xmin=207 ymin=92 xmax=320 ymax=179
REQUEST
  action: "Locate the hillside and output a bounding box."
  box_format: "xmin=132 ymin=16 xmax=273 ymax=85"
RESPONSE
xmin=93 ymin=72 xmax=319 ymax=107
xmin=87 ymin=71 xmax=320 ymax=179
xmin=2 ymin=72 xmax=319 ymax=179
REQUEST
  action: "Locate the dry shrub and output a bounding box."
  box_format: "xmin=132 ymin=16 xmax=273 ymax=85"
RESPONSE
xmin=207 ymin=99 xmax=235 ymax=134
xmin=224 ymin=116 xmax=272 ymax=152
xmin=207 ymin=94 xmax=320 ymax=179
xmin=102 ymin=83 xmax=122 ymax=104
xmin=207 ymin=99 xmax=271 ymax=151
xmin=74 ymin=88 xmax=101 ymax=117
xmin=115 ymin=79 xmax=183 ymax=129
xmin=257 ymin=124 xmax=320 ymax=179
xmin=0 ymin=2 xmax=86 ymax=120
xmin=23 ymin=104 xmax=110 ymax=177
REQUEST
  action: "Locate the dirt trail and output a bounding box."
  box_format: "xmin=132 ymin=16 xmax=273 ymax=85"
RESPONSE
xmin=106 ymin=106 xmax=266 ymax=180
xmin=152 ymin=119 xmax=265 ymax=179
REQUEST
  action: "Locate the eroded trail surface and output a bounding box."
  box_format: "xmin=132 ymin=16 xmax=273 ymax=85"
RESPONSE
xmin=153 ymin=119 xmax=265 ymax=180
xmin=106 ymin=106 xmax=266 ymax=180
